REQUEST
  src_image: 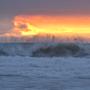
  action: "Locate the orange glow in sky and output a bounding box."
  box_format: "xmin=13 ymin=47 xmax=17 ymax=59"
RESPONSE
xmin=13 ymin=15 xmax=90 ymax=40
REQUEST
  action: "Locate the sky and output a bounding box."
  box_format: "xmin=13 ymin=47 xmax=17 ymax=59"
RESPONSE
xmin=0 ymin=0 xmax=90 ymax=41
xmin=0 ymin=0 xmax=90 ymax=15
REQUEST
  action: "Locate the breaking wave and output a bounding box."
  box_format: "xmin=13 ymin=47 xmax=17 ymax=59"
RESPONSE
xmin=0 ymin=42 xmax=90 ymax=57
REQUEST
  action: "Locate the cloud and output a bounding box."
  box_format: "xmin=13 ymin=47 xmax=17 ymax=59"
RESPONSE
xmin=0 ymin=19 xmax=13 ymax=34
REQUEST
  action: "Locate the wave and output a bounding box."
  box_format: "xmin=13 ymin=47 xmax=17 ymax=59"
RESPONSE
xmin=0 ymin=42 xmax=90 ymax=57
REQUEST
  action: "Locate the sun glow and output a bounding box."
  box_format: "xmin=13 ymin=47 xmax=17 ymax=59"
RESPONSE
xmin=13 ymin=15 xmax=90 ymax=40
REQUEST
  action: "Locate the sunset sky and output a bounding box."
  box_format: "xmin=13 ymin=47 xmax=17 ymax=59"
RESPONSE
xmin=0 ymin=0 xmax=90 ymax=41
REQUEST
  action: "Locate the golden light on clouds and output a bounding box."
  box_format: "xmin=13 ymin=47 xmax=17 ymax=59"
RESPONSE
xmin=13 ymin=15 xmax=90 ymax=40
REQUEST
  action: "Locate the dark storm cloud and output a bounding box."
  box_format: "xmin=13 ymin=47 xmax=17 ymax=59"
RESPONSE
xmin=0 ymin=0 xmax=90 ymax=15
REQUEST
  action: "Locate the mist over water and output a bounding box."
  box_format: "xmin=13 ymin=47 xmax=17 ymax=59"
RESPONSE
xmin=0 ymin=15 xmax=90 ymax=43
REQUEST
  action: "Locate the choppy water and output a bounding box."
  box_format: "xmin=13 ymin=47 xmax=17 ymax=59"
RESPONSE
xmin=0 ymin=57 xmax=90 ymax=90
